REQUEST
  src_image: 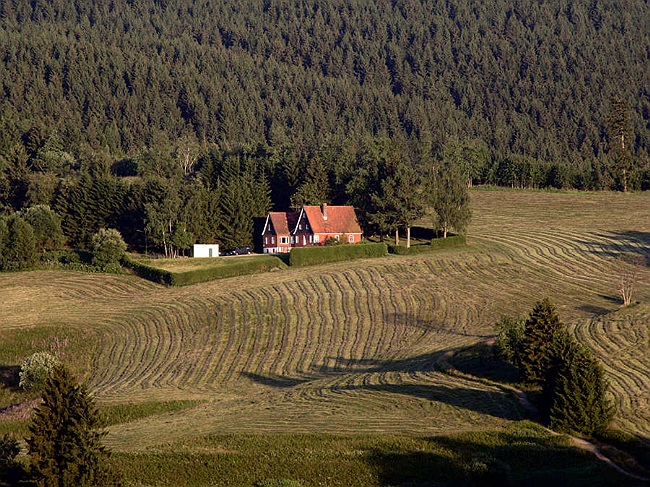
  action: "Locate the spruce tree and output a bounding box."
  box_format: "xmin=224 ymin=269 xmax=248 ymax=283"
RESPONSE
xmin=27 ymin=365 xmax=117 ymax=487
xmin=520 ymin=298 xmax=565 ymax=384
xmin=543 ymin=332 xmax=615 ymax=435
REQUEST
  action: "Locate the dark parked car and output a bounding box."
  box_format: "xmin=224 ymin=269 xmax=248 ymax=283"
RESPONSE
xmin=223 ymin=246 xmax=252 ymax=256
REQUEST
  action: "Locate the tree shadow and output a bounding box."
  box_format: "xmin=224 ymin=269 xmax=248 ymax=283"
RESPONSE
xmin=337 ymin=382 xmax=525 ymax=421
xmin=576 ymin=304 xmax=614 ymax=316
xmin=579 ymin=231 xmax=650 ymax=266
xmin=244 ymin=349 xmax=528 ymax=421
xmin=0 ymin=365 xmax=21 ymax=390
xmin=240 ymin=371 xmax=311 ymax=388
xmin=449 ymin=342 xmax=521 ymax=384
xmin=387 ymin=312 xmax=493 ymax=339
xmin=366 ymin=427 xmax=645 ymax=487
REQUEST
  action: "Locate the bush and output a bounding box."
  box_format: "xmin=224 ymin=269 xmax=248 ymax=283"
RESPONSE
xmin=464 ymin=453 xmax=512 ymax=487
xmin=19 ymin=352 xmax=60 ymax=392
xmin=124 ymin=255 xmax=286 ymax=287
xmin=91 ymin=228 xmax=127 ymax=270
xmin=289 ymin=243 xmax=388 ymax=267
xmin=495 ymin=316 xmax=525 ymax=367
xmin=0 ymin=434 xmax=26 ymax=485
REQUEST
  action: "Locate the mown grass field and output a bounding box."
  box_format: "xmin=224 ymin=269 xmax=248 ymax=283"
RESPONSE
xmin=137 ymin=255 xmax=287 ymax=273
xmin=1 ymin=189 xmax=648 ymax=485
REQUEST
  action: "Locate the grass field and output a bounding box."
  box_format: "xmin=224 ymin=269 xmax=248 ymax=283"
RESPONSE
xmin=137 ymin=255 xmax=287 ymax=273
xmin=1 ymin=189 xmax=648 ymax=485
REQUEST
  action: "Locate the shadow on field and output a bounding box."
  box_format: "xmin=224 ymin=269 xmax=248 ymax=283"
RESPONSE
xmin=338 ymin=383 xmax=524 ymax=421
xmin=580 ymin=231 xmax=650 ymax=265
xmin=240 ymin=372 xmax=310 ymax=388
xmin=576 ymin=303 xmax=615 ymax=316
xmin=245 ymin=350 xmax=527 ymax=421
xmin=0 ymin=365 xmax=21 ymax=390
xmin=388 ymin=312 xmax=493 ymax=339
xmin=365 ymin=426 xmax=640 ymax=487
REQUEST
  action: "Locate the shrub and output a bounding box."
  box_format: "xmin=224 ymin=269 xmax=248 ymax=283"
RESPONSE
xmin=19 ymin=352 xmax=60 ymax=392
xmin=0 ymin=434 xmax=26 ymax=485
xmin=289 ymin=243 xmax=388 ymax=267
xmin=91 ymin=228 xmax=127 ymax=270
xmin=387 ymin=235 xmax=467 ymax=255
xmin=464 ymin=453 xmax=512 ymax=487
xmin=495 ymin=316 xmax=525 ymax=368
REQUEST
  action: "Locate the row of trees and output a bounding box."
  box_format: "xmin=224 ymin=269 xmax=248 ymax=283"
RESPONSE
xmin=1 ymin=135 xmax=472 ymax=261
xmin=497 ymin=299 xmax=615 ymax=435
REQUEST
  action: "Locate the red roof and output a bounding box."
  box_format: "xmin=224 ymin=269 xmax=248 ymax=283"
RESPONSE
xmin=302 ymin=205 xmax=362 ymax=235
xmin=266 ymin=212 xmax=299 ymax=235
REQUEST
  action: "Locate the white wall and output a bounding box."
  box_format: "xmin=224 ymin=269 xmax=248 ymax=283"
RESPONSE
xmin=193 ymin=244 xmax=219 ymax=258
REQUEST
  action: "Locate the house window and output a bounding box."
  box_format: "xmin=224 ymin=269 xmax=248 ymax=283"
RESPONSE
xmin=272 ymin=236 xmax=275 ymax=244
xmin=335 ymin=235 xmax=340 ymax=241
xmin=314 ymin=235 xmax=320 ymax=243
xmin=348 ymin=235 xmax=354 ymax=243
xmin=265 ymin=237 xmax=268 ymax=244
xmin=299 ymin=224 xmax=302 ymax=230
xmin=280 ymin=236 xmax=288 ymax=244
xmin=309 ymin=235 xmax=313 ymax=243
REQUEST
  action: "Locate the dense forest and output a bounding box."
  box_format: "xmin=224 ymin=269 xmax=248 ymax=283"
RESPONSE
xmin=0 ymin=0 xmax=648 ymax=257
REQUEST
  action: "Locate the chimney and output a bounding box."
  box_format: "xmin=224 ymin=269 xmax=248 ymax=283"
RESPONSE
xmin=321 ymin=203 xmax=328 ymax=220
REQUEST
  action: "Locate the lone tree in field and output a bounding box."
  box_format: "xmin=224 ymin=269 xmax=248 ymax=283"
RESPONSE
xmin=27 ymin=365 xmax=118 ymax=486
xmin=519 ymin=298 xmax=565 ymax=384
xmin=619 ymin=254 xmax=643 ymax=306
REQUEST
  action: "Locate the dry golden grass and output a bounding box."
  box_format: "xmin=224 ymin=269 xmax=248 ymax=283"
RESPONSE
xmin=1 ymin=189 xmax=648 ymax=451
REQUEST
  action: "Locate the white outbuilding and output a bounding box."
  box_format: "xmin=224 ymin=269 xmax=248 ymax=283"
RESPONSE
xmin=192 ymin=244 xmax=219 ymax=258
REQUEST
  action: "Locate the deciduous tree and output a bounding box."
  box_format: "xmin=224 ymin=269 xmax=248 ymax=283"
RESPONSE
xmin=429 ymin=162 xmax=471 ymax=238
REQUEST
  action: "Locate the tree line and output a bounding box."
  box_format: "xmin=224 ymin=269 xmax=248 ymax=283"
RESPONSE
xmin=0 ymin=0 xmax=648 ymax=190
xmin=1 ymin=135 xmax=473 ymax=265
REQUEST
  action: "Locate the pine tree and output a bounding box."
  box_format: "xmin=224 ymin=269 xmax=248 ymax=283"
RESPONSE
xmin=520 ymin=298 xmax=565 ymax=384
xmin=27 ymin=365 xmax=118 ymax=487
xmin=543 ymin=331 xmax=615 ymax=435
xmin=606 ymin=97 xmax=634 ymax=192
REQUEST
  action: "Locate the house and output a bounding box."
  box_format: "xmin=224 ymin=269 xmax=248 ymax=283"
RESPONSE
xmin=262 ymin=204 xmax=363 ymax=253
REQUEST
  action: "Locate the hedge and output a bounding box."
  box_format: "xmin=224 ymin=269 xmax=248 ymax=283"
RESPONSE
xmin=388 ymin=235 xmax=467 ymax=255
xmin=123 ymin=255 xmax=287 ymax=287
xmin=289 ymin=243 xmax=388 ymax=267
xmin=168 ymin=257 xmax=286 ymax=286
xmin=122 ymin=257 xmax=174 ymax=286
